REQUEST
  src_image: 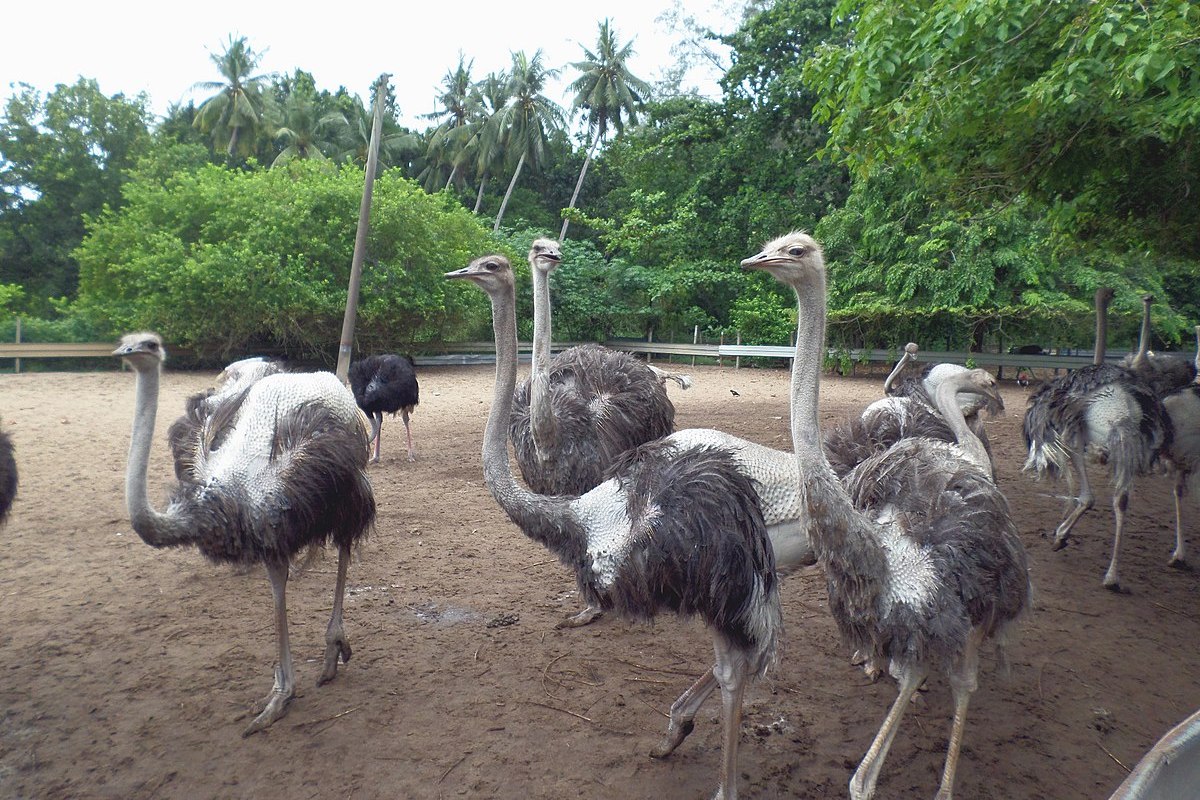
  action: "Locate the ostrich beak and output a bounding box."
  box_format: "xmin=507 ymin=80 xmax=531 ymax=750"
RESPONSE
xmin=444 ymin=267 xmax=473 ymax=280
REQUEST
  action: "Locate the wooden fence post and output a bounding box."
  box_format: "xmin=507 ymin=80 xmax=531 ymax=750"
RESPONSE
xmin=735 ymin=331 xmax=741 ymax=370
xmin=14 ymin=317 xmax=20 ymax=374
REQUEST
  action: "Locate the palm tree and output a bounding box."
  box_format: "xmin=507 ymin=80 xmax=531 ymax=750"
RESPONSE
xmin=461 ymin=71 xmax=510 ymax=214
xmin=192 ymin=35 xmax=273 ymax=160
xmin=270 ymin=87 xmax=338 ymax=168
xmin=492 ymin=50 xmax=565 ymax=232
xmin=421 ymin=55 xmax=479 ymax=191
xmin=560 ymin=20 xmax=652 ymax=240
xmin=325 ymin=98 xmax=419 ymax=174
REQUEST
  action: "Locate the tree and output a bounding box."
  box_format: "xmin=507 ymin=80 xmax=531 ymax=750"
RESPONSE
xmin=560 ymin=19 xmax=652 ymax=240
xmin=461 ymin=71 xmax=510 ymax=213
xmin=271 ymin=84 xmax=337 ymax=168
xmin=491 ymin=50 xmax=565 ymax=232
xmin=0 ymin=79 xmax=152 ymax=307
xmin=325 ymin=96 xmax=419 ymax=175
xmin=804 ymin=0 xmax=1200 ymax=257
xmin=421 ymin=55 xmax=479 ymax=192
xmin=192 ymin=35 xmax=274 ymax=161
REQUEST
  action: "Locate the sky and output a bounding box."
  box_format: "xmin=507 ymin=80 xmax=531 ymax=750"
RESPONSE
xmin=3 ymin=0 xmax=739 ymax=132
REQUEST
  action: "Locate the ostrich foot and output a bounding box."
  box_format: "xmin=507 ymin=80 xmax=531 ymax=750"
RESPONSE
xmin=1102 ymin=575 xmax=1129 ymax=594
xmin=318 ymin=635 xmax=352 ymax=685
xmin=1051 ymin=535 xmax=1070 ymax=552
xmin=369 ymin=455 xmax=381 ymax=464
xmin=1168 ymin=557 xmax=1190 ymax=571
xmin=649 ymin=719 xmax=695 ymax=759
xmin=242 ymin=690 xmax=293 ymax=737
xmin=555 ymin=605 xmax=603 ymax=629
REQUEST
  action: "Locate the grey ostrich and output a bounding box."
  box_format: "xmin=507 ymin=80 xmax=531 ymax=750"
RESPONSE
xmin=744 ymin=232 xmax=1031 ymax=800
xmin=348 ymin=353 xmax=420 ymax=463
xmin=1023 ymin=288 xmax=1172 ymax=590
xmin=1160 ymin=324 xmax=1200 ymax=570
xmin=114 ymin=333 xmax=376 ymax=736
xmin=880 ymin=342 xmax=1004 ymax=467
xmin=1122 ymin=293 xmax=1196 ymax=395
xmin=446 ymin=255 xmax=779 ymax=800
xmin=0 ymin=421 xmax=15 ymax=525
xmin=513 ymin=238 xmax=689 ymax=627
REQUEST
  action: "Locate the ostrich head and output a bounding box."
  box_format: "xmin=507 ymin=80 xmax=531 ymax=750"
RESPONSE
xmin=445 ymin=253 xmax=514 ymax=296
xmin=113 ymin=332 xmax=166 ymax=372
xmin=959 ymin=367 xmax=1005 ymax=412
xmin=528 ymin=238 xmax=562 ymax=276
xmin=738 ymin=231 xmax=824 ymax=280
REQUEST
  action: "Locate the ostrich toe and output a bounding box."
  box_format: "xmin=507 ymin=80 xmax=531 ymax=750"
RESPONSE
xmin=555 ymin=604 xmax=604 ymax=629
xmin=242 ymin=689 xmax=293 ymax=737
xmin=319 ymin=634 xmax=352 ymax=685
xmin=649 ymin=719 xmax=695 ymax=759
xmin=1051 ymin=535 xmax=1070 ymax=552
xmin=1168 ymin=556 xmax=1191 ymax=571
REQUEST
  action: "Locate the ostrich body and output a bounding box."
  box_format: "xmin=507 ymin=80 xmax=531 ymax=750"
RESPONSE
xmin=447 ymin=255 xmax=779 ymax=800
xmin=1023 ymin=288 xmax=1172 ymax=590
xmin=1122 ymin=294 xmax=1196 ymax=395
xmin=115 ymin=333 xmax=376 ymax=735
xmin=348 ymin=353 xmax=419 ymax=462
xmin=513 ymin=238 xmax=687 ymax=627
xmin=744 ymin=232 xmax=1030 ymax=800
xmin=1159 ymin=325 xmax=1200 ymax=569
xmin=0 ymin=422 xmax=15 ymax=525
xmin=880 ymin=342 xmax=1003 ymax=467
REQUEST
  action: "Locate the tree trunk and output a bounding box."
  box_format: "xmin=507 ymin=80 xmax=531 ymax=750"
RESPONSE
xmin=473 ymin=172 xmax=489 ymax=214
xmin=559 ymin=129 xmax=603 ymax=241
xmin=227 ymin=125 xmax=241 ymax=159
xmin=444 ymin=163 xmax=458 ymax=191
xmin=494 ymin=152 xmax=526 ymax=233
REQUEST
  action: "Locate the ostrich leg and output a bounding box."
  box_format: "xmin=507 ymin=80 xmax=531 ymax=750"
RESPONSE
xmin=369 ymin=412 xmax=383 ymax=463
xmin=712 ymin=644 xmax=751 ymax=800
xmin=934 ymin=634 xmax=981 ymax=800
xmin=401 ymin=408 xmax=415 ymax=462
xmin=1103 ymin=491 xmax=1130 ymax=591
xmin=319 ymin=541 xmax=353 ymax=685
xmin=555 ymin=602 xmax=604 ymax=629
xmin=244 ymin=559 xmax=295 ymax=736
xmin=650 ymin=667 xmax=718 ymax=758
xmin=1053 ymin=448 xmax=1094 ymax=550
xmin=1171 ymin=475 xmax=1189 ymax=568
xmin=849 ymin=664 xmax=928 ymax=800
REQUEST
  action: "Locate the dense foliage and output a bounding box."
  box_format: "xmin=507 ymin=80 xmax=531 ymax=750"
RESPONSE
xmin=3 ymin=0 xmax=1199 ymax=361
xmin=74 ymin=160 xmax=495 ymax=362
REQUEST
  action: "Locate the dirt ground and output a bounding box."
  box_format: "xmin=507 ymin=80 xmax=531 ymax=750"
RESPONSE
xmin=1 ymin=360 xmax=1198 ymax=800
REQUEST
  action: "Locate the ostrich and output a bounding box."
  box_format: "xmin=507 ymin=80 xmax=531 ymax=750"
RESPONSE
xmin=114 ymin=332 xmax=376 ymax=736
xmin=0 ymin=421 xmax=15 ymax=525
xmin=1023 ymin=287 xmax=1172 ymax=590
xmin=743 ymin=232 xmax=1030 ymax=800
xmin=828 ymin=368 xmax=1006 ymax=481
xmin=1160 ymin=325 xmax=1200 ymax=570
xmin=514 ymin=238 xmax=688 ymax=627
xmin=168 ymin=356 xmax=286 ymax=477
xmin=1122 ymin=294 xmax=1196 ymax=395
xmin=880 ymin=342 xmax=1004 ymax=466
xmin=446 ymin=255 xmax=779 ymax=800
xmin=348 ymin=353 xmax=420 ymax=462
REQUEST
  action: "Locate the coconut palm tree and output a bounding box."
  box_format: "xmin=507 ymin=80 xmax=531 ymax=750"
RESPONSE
xmin=461 ymin=71 xmax=510 ymax=214
xmin=421 ymin=55 xmax=479 ymax=192
xmin=325 ymin=97 xmax=419 ymax=174
xmin=271 ymin=86 xmax=338 ymax=168
xmin=192 ymin=35 xmax=273 ymax=160
xmin=560 ymin=20 xmax=651 ymax=240
xmin=492 ymin=50 xmax=565 ymax=232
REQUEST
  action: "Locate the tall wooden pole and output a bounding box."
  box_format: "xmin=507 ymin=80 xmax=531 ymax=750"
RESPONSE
xmin=335 ymin=73 xmax=391 ymax=382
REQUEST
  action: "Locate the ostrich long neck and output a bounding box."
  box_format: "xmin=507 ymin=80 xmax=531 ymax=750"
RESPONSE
xmin=932 ymin=378 xmax=990 ymax=472
xmin=1132 ymin=297 xmax=1152 ymax=368
xmin=882 ymin=349 xmax=913 ymax=394
xmin=125 ymin=364 xmax=190 ymax=547
xmin=1193 ymin=326 xmax=1200 ymax=381
xmin=789 ymin=268 xmax=886 ymax=585
xmin=529 ymin=264 xmax=558 ymax=458
xmin=484 ymin=282 xmax=585 ymax=565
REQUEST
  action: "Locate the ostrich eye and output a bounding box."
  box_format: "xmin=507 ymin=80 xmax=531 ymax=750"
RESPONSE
xmin=485 ymin=261 xmax=499 ymax=270
xmin=788 ymin=246 xmax=806 ymax=256
xmin=147 ymin=341 xmax=159 ymax=350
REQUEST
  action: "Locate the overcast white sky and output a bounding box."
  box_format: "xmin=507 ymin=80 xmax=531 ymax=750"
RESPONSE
xmin=3 ymin=1 xmax=740 ymax=131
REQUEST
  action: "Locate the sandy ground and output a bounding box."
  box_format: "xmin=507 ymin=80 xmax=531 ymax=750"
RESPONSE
xmin=1 ymin=360 xmax=1198 ymax=800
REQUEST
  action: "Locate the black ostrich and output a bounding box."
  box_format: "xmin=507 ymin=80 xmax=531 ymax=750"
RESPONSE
xmin=744 ymin=232 xmax=1030 ymax=800
xmin=115 ymin=332 xmax=376 ymax=735
xmin=0 ymin=422 xmax=16 ymax=525
xmin=348 ymin=354 xmax=420 ymax=463
xmin=446 ymin=255 xmax=779 ymax=800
